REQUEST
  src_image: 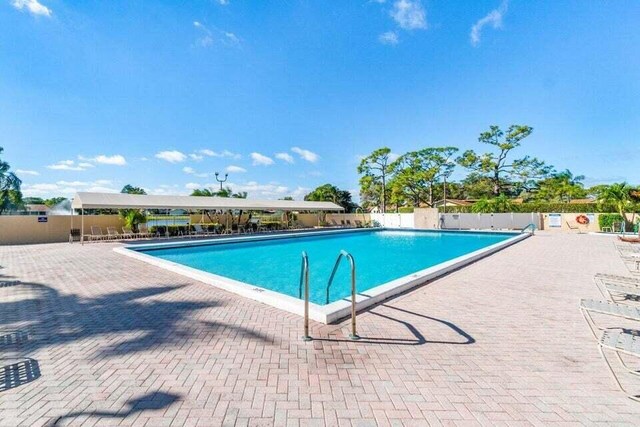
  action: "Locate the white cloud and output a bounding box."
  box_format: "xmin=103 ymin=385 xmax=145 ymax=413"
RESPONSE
xmin=224 ymin=32 xmax=240 ymax=46
xmin=193 ymin=22 xmax=240 ymax=48
xmin=275 ymin=153 xmax=295 ymax=164
xmin=216 ymin=0 xmax=229 ymax=5
xmin=189 ymin=153 xmax=204 ymax=161
xmin=92 ymin=154 xmax=127 ymax=166
xmin=229 ymin=181 xmax=293 ymax=198
xmin=226 ymin=165 xmax=247 ymax=173
xmin=11 ymin=0 xmax=51 ymax=17
xmin=47 ymin=160 xmax=94 ymax=171
xmin=16 ymin=169 xmax=39 ymax=176
xmin=182 ymin=166 xmax=210 ymax=178
xmin=22 ymin=180 xmax=117 ymax=197
xmin=291 ymin=147 xmax=319 ymax=163
xmin=379 ymin=31 xmax=399 ymax=45
xmin=193 ymin=21 xmax=214 ymax=47
xmin=470 ymin=0 xmax=508 ymax=47
xmin=250 ymin=152 xmax=274 ymax=166
xmin=185 ymin=182 xmax=202 ymax=190
xmin=199 ymin=149 xmax=241 ymax=159
xmin=148 ymin=184 xmax=189 ymax=196
xmin=86 ymin=186 xmax=117 ymax=193
xmin=390 ymin=0 xmax=427 ymax=30
xmin=155 ymin=150 xmax=187 ymax=163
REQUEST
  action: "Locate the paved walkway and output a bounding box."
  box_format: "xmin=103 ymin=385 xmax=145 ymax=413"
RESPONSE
xmin=1 ymin=232 xmax=639 ymax=426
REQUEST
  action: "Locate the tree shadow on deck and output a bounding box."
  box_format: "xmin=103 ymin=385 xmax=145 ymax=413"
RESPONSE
xmin=49 ymin=391 xmax=181 ymax=426
xmin=0 ymin=280 xmax=271 ymax=359
xmin=0 ymin=358 xmax=41 ymax=392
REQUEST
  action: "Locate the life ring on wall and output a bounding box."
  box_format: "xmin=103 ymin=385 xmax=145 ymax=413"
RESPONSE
xmin=576 ymin=214 xmax=589 ymax=225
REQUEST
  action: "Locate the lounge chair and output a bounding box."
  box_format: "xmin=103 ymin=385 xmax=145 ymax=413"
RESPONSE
xmin=246 ymin=218 xmax=260 ymax=233
xmin=346 ymin=220 xmax=353 ymax=227
xmin=580 ymin=299 xmax=640 ymax=338
xmin=601 ymin=282 xmax=640 ymax=304
xmin=330 ymin=219 xmax=341 ymax=228
xmin=566 ymin=221 xmax=584 ymax=234
xmin=355 ymin=220 xmax=363 ymax=228
xmin=87 ymin=226 xmax=106 ymax=242
xmin=596 ymin=329 xmax=640 ymax=401
xmin=192 ymin=224 xmax=207 ymax=237
xmin=121 ymin=227 xmax=135 ymax=239
xmin=198 ymin=224 xmax=218 ymax=236
xmin=106 ymin=226 xmax=123 ymax=240
xmin=69 ymin=228 xmax=81 ymax=243
xmin=595 ymin=273 xmax=640 ymax=284
xmin=137 ymin=224 xmax=153 ymax=238
xmin=595 ymin=275 xmax=640 ymax=304
xmin=622 ymin=254 xmax=640 ymax=272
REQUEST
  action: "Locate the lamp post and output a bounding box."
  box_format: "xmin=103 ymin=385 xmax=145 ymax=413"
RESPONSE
xmin=443 ymin=174 xmax=448 ymax=214
xmin=214 ymin=172 xmax=228 ymax=191
xmin=442 ymin=164 xmax=454 ymax=214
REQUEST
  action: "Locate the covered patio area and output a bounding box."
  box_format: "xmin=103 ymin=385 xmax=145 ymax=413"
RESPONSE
xmin=71 ymin=192 xmax=344 ymax=242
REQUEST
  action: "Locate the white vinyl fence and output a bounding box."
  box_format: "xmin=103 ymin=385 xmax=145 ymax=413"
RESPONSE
xmin=439 ymin=212 xmax=541 ymax=231
xmin=370 ymin=213 xmax=415 ymax=228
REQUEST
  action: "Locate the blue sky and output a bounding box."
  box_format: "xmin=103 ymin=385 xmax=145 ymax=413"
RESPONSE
xmin=2 ymin=0 xmax=639 ymax=200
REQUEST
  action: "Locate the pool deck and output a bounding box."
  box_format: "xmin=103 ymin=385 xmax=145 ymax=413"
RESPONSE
xmin=1 ymin=232 xmax=640 ymax=425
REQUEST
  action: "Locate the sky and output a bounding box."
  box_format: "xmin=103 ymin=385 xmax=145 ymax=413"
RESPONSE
xmin=1 ymin=0 xmax=639 ymax=201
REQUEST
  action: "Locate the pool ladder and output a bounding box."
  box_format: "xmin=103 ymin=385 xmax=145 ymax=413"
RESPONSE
xmin=521 ymin=223 xmax=536 ymax=234
xmin=298 ymin=250 xmax=360 ymax=342
xmin=299 ymin=251 xmax=311 ymax=341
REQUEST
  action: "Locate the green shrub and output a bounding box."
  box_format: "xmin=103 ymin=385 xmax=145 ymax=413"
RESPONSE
xmin=398 ymin=207 xmax=414 ymax=213
xmin=599 ymin=213 xmax=624 ymax=229
xmin=443 ymin=202 xmax=618 ymax=214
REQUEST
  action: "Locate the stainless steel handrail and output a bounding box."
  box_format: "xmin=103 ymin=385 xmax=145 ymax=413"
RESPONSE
xmin=326 ymin=250 xmax=359 ymax=340
xmin=299 ymin=251 xmax=312 ymax=342
xmin=522 ymin=223 xmax=536 ymax=234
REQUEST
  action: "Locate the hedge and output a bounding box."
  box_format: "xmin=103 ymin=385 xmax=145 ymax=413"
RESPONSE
xmin=598 ymin=213 xmax=625 ymax=229
xmin=398 ymin=207 xmax=415 ymax=213
xmin=442 ymin=203 xmax=620 ymax=214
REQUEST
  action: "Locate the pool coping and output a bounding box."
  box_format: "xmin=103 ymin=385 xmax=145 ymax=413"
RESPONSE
xmin=114 ymin=228 xmax=531 ymax=324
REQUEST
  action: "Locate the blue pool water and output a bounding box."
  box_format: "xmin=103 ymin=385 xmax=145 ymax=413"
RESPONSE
xmin=136 ymin=230 xmax=514 ymax=305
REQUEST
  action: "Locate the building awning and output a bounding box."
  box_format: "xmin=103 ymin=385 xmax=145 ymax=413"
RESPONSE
xmin=71 ymin=192 xmax=344 ymax=211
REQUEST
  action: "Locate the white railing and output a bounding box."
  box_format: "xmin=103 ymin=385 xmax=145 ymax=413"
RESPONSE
xmin=370 ymin=213 xmax=415 ymax=228
xmin=439 ymin=212 xmax=541 ymax=231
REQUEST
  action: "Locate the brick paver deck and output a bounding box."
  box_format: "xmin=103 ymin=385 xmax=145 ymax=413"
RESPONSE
xmin=1 ymin=232 xmax=640 ymax=426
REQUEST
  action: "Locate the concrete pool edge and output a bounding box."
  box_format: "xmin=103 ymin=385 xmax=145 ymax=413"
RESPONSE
xmin=113 ymin=229 xmax=531 ymax=324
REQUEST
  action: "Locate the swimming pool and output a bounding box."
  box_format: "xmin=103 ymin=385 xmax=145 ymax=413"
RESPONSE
xmin=116 ymin=229 xmax=529 ymax=323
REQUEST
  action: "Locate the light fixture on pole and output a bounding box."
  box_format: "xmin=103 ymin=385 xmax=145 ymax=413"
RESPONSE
xmin=214 ymin=172 xmax=228 ymax=190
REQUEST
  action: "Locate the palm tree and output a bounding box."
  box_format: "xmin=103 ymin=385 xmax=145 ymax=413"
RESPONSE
xmin=598 ymin=183 xmax=633 ymax=220
xmin=0 ymin=147 xmax=22 ymax=214
xmin=119 ymin=184 xmax=147 ymax=231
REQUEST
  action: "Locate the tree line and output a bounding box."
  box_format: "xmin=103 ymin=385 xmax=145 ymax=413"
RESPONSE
xmin=354 ymin=125 xmax=640 ymax=218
